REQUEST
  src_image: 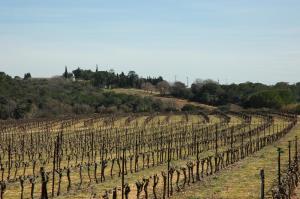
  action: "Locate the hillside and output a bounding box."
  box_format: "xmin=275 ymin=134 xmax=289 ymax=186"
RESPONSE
xmin=111 ymin=88 xmax=216 ymax=111
xmin=0 ymin=73 xmax=178 ymax=120
xmin=1 ymin=68 xmax=299 ymax=120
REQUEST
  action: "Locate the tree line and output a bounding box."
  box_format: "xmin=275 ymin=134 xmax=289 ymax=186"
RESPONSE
xmin=168 ymin=79 xmax=300 ymax=113
xmin=0 ymin=71 xmax=176 ymax=120
xmin=64 ymin=67 xmax=164 ymax=89
xmin=63 ymin=67 xmax=300 ymax=112
xmin=1 ymin=67 xmax=299 ymax=120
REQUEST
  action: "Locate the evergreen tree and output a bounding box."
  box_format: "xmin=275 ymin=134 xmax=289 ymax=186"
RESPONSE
xmin=24 ymin=73 xmax=31 ymax=80
xmin=63 ymin=66 xmax=68 ymax=79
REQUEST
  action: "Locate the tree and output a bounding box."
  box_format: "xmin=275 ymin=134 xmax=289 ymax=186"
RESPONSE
xmin=141 ymin=82 xmax=155 ymax=93
xmin=24 ymin=73 xmax=31 ymax=80
xmin=0 ymin=96 xmax=9 ymax=119
xmin=191 ymin=79 xmax=204 ymax=93
xmin=296 ymin=82 xmax=300 ymax=101
xmin=93 ymin=71 xmax=108 ymax=88
xmin=63 ymin=66 xmax=68 ymax=78
xmin=274 ymin=82 xmax=290 ymax=90
xmin=244 ymin=89 xmax=295 ymax=109
xmin=63 ymin=66 xmax=73 ymax=79
xmin=295 ymin=104 xmax=300 ymax=114
xmin=128 ymin=71 xmax=138 ymax=88
xmin=14 ymin=100 xmax=32 ymax=119
xmin=190 ymin=79 xmax=223 ymax=105
xmin=170 ymin=81 xmax=192 ymax=99
xmin=72 ymin=67 xmax=82 ymax=79
xmin=181 ymin=104 xmax=198 ymax=111
xmin=156 ymin=81 xmax=170 ymax=95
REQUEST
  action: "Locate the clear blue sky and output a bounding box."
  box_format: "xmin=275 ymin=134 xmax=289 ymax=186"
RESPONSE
xmin=0 ymin=0 xmax=300 ymax=84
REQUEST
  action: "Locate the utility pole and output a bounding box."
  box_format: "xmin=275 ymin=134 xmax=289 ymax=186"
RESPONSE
xmin=186 ymin=76 xmax=189 ymax=88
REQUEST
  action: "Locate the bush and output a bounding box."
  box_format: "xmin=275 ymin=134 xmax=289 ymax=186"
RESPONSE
xmin=292 ymin=104 xmax=300 ymax=114
xmin=171 ymin=82 xmax=193 ymax=99
xmin=73 ymin=104 xmax=94 ymax=114
xmin=181 ymin=104 xmax=199 ymax=111
xmin=245 ymin=89 xmax=296 ymax=109
xmin=103 ymin=106 xmax=118 ymax=114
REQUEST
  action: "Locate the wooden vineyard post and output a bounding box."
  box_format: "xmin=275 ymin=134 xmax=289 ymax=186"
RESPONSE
xmin=250 ymin=125 xmax=253 ymax=153
xmin=257 ymin=125 xmax=260 ymax=151
xmin=91 ymin=132 xmax=94 ymax=162
xmin=215 ymin=125 xmax=218 ymax=155
xmin=288 ymin=141 xmax=291 ymax=169
xmin=260 ymin=169 xmax=264 ymax=199
xmin=263 ymin=127 xmax=266 ymax=145
xmin=295 ymin=136 xmax=298 ymax=161
xmin=160 ymin=131 xmax=163 ymax=163
xmin=230 ymin=127 xmax=233 ymax=163
xmin=241 ymin=132 xmax=244 ymax=159
xmin=52 ymin=136 xmax=58 ymax=198
xmin=277 ymin=148 xmax=283 ymax=187
xmin=196 ymin=139 xmax=200 ymax=181
xmin=101 ymin=137 xmax=105 ymax=183
xmin=167 ymin=140 xmax=170 ymax=197
xmin=8 ymin=139 xmax=11 ymax=180
xmin=41 ymin=167 xmax=49 ymax=199
xmin=122 ymin=147 xmax=126 ymax=199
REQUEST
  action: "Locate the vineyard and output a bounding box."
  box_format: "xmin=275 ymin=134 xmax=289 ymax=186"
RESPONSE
xmin=0 ymin=111 xmax=298 ymax=199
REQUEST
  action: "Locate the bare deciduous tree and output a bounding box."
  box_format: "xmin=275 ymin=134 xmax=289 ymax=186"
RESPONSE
xmin=156 ymin=81 xmax=170 ymax=95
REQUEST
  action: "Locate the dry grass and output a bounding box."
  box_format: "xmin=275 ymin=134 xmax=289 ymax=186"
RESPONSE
xmin=110 ymin=88 xmax=216 ymax=111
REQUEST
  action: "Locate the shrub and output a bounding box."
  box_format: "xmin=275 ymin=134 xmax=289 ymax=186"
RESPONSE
xmin=182 ymin=104 xmax=199 ymax=111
